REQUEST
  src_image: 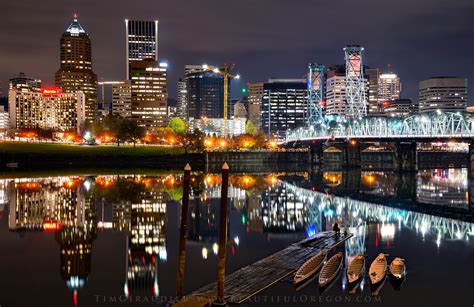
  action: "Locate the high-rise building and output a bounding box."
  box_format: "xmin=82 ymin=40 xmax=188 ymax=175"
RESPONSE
xmin=130 ymin=59 xmax=168 ymax=129
xmin=418 ymin=77 xmax=468 ymax=113
xmin=378 ymin=73 xmax=401 ymax=102
xmin=247 ymin=82 xmax=264 ymax=128
xmin=366 ymin=68 xmax=380 ymax=114
xmin=112 ymin=81 xmax=132 ymax=118
xmin=0 ymin=106 xmax=9 ymax=134
xmin=325 ymin=65 xmax=346 ymax=116
xmin=176 ymin=79 xmax=187 ymax=120
xmin=9 ymin=88 xmax=85 ymax=132
xmin=9 ymin=73 xmax=41 ymax=93
xmin=176 ymin=65 xmax=207 ymax=120
xmin=186 ymin=70 xmax=229 ymax=120
xmin=55 ymin=15 xmax=98 ymax=125
xmin=233 ymin=101 xmax=247 ymax=119
xmin=125 ymin=20 xmax=159 ymax=79
xmin=261 ymin=79 xmax=308 ymax=140
xmin=382 ymin=99 xmax=418 ymax=117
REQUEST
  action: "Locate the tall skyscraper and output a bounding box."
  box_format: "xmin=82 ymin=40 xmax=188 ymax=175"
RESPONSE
xmin=9 ymin=73 xmax=42 ymax=93
xmin=130 ymin=59 xmax=168 ymax=129
xmin=418 ymin=77 xmax=468 ymax=113
xmin=55 ymin=15 xmax=98 ymax=125
xmin=366 ymin=68 xmax=380 ymax=114
xmin=112 ymin=81 xmax=132 ymax=118
xmin=261 ymin=79 xmax=308 ymax=140
xmin=176 ymin=65 xmax=206 ymax=120
xmin=125 ymin=20 xmax=159 ymax=79
xmin=176 ymin=79 xmax=187 ymax=120
xmin=378 ymin=73 xmax=401 ymax=102
xmin=186 ymin=70 xmax=229 ymax=120
xmin=325 ymin=65 xmax=346 ymax=116
xmin=247 ymin=82 xmax=264 ymax=128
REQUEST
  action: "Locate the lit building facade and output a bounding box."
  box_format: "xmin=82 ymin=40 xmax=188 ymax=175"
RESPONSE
xmin=176 ymin=79 xmax=187 ymax=120
xmin=419 ymin=77 xmax=468 ymax=113
xmin=55 ymin=15 xmax=98 ymax=125
xmin=382 ymin=99 xmax=418 ymax=117
xmin=186 ymin=70 xmax=229 ymax=120
xmin=130 ymin=59 xmax=168 ymax=129
xmin=325 ymin=65 xmax=346 ymax=116
xmin=9 ymin=89 xmax=85 ymax=132
xmin=176 ymin=65 xmax=207 ymax=120
xmin=125 ymin=20 xmax=159 ymax=79
xmin=0 ymin=106 xmax=10 ymax=134
xmin=9 ymin=72 xmax=41 ymax=92
xmin=189 ymin=117 xmax=246 ymax=137
xmin=378 ymin=73 xmax=401 ymax=102
xmin=261 ymin=79 xmax=308 ymax=140
xmin=366 ymin=68 xmax=380 ymax=114
xmin=247 ymin=82 xmax=264 ymax=128
xmin=325 ymin=75 xmax=346 ymax=115
xmin=112 ymin=81 xmax=132 ymax=118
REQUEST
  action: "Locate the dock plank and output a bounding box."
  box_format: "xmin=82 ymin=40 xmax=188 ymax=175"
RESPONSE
xmin=185 ymin=231 xmax=352 ymax=304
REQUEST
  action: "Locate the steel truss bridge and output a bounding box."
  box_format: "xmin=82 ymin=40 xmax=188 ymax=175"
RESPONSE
xmin=284 ymin=111 xmax=474 ymax=144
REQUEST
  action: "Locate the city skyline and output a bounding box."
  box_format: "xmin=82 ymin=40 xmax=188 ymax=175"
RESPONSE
xmin=0 ymin=0 xmax=473 ymax=102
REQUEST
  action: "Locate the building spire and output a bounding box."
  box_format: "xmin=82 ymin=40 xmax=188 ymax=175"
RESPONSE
xmin=66 ymin=14 xmax=86 ymax=36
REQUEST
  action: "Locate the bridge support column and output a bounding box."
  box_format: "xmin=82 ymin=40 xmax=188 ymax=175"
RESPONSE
xmin=394 ymin=142 xmax=417 ymax=172
xmin=395 ymin=173 xmax=417 ymax=201
xmin=310 ymin=143 xmax=324 ymax=166
xmin=343 ymin=141 xmax=361 ymax=168
xmin=344 ymin=169 xmax=361 ymax=192
xmin=469 ymin=143 xmax=474 ymax=179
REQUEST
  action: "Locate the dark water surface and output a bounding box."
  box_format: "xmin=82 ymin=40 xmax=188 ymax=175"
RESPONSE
xmin=0 ymin=169 xmax=473 ymax=306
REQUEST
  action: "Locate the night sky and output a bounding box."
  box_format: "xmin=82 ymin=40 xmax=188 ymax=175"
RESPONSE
xmin=1 ymin=0 xmax=473 ymax=102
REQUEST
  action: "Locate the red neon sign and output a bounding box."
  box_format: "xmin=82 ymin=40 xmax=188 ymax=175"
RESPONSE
xmin=41 ymin=88 xmax=62 ymax=95
xmin=43 ymin=221 xmax=61 ymax=230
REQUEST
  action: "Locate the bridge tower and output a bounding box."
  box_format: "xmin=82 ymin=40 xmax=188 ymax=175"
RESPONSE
xmin=344 ymin=45 xmax=367 ymax=119
xmin=307 ymin=63 xmax=325 ymax=127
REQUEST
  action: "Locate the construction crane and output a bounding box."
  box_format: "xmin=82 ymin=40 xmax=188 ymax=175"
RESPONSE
xmin=202 ymin=64 xmax=240 ymax=136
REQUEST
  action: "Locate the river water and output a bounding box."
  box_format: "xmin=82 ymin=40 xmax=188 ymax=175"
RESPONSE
xmin=0 ymin=168 xmax=472 ymax=306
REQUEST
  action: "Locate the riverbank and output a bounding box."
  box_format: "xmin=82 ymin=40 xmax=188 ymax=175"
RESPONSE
xmin=0 ymin=142 xmax=310 ymax=173
xmin=0 ymin=142 xmax=197 ymax=170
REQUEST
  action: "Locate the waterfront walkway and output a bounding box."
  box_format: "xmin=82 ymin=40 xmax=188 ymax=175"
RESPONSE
xmin=175 ymin=231 xmax=352 ymax=305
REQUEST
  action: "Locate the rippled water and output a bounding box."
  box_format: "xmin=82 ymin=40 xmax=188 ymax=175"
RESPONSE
xmin=0 ymin=169 xmax=472 ymax=306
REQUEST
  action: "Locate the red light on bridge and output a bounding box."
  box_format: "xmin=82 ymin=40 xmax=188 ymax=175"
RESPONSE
xmin=43 ymin=221 xmax=60 ymax=230
xmin=41 ymin=88 xmax=62 ymax=96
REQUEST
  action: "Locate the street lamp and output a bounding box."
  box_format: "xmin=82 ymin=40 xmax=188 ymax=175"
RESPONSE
xmin=202 ymin=64 xmax=240 ymax=137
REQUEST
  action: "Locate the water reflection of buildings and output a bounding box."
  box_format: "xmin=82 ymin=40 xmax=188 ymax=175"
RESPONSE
xmin=125 ymin=188 xmax=167 ymax=298
xmin=3 ymin=177 xmax=97 ymax=304
xmin=417 ymin=169 xmax=468 ymax=208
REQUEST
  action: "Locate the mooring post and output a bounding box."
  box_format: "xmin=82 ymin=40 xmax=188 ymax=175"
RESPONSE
xmin=176 ymin=163 xmax=191 ymax=298
xmin=217 ymin=162 xmax=229 ymax=304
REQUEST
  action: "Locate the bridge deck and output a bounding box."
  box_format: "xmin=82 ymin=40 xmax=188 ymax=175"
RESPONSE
xmin=179 ymin=231 xmax=352 ymax=305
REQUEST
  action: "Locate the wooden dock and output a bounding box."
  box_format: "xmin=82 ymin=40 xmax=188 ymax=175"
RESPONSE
xmin=176 ymin=231 xmax=352 ymax=305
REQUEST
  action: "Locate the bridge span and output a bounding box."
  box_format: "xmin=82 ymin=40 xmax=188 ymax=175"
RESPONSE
xmin=282 ymin=111 xmax=474 ymax=174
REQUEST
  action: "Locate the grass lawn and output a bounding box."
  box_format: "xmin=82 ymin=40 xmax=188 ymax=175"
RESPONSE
xmin=0 ymin=142 xmax=185 ymax=157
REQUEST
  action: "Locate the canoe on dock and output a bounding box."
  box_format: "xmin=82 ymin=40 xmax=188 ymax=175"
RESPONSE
xmin=347 ymin=254 xmax=365 ymax=284
xmin=369 ymin=253 xmax=387 ymax=285
xmin=389 ymin=257 xmax=406 ymax=279
xmin=319 ymin=252 xmax=343 ymax=288
xmin=187 ymin=231 xmax=352 ymax=305
xmin=293 ymin=250 xmax=327 ymax=284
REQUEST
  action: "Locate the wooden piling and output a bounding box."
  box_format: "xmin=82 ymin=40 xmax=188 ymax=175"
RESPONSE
xmin=217 ymin=162 xmax=229 ymax=304
xmin=176 ymin=163 xmax=192 ymax=298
